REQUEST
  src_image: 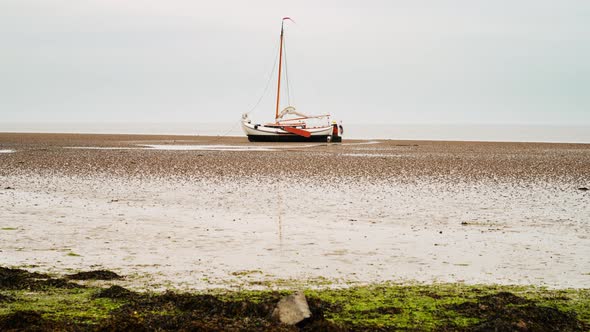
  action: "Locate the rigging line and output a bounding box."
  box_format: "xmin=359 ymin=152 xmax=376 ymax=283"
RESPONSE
xmin=202 ymin=118 xmax=243 ymax=143
xmin=245 ymin=42 xmax=280 ymax=116
xmin=216 ymin=119 xmax=242 ymax=138
xmin=208 ymin=41 xmax=280 ymax=142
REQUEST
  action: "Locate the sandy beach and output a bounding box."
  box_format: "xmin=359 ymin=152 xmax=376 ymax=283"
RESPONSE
xmin=1 ymin=133 xmax=589 ymax=290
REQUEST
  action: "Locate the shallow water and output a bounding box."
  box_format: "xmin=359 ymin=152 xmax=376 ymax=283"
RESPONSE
xmin=65 ymin=147 xmax=142 ymax=150
xmin=143 ymin=144 xmax=316 ymax=151
xmin=1 ymin=173 xmax=588 ymax=290
xmin=65 ymin=142 xmax=378 ymax=152
xmin=340 ymin=153 xmax=401 ymax=157
xmin=1 ymin=137 xmax=588 ymax=290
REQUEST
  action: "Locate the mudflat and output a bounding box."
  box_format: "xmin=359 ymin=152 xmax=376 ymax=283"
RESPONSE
xmin=0 ymin=133 xmax=589 ymax=289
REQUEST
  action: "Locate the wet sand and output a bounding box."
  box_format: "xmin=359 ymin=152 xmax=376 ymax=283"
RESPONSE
xmin=0 ymin=133 xmax=589 ymax=290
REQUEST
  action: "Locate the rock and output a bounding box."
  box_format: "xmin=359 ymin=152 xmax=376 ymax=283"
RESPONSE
xmin=271 ymin=291 xmax=311 ymax=325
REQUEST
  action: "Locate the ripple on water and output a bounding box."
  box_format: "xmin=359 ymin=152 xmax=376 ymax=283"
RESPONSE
xmin=64 ymin=144 xmax=327 ymax=152
xmin=142 ymin=144 xmax=276 ymax=152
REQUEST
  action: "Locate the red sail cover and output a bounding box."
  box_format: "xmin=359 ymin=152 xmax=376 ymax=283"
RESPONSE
xmin=283 ymin=126 xmax=311 ymax=138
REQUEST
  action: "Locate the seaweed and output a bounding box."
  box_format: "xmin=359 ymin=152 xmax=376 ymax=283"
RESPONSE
xmin=448 ymin=292 xmax=585 ymax=331
xmin=0 ymin=267 xmax=588 ymax=331
xmin=0 ymin=267 xmax=79 ymax=291
xmin=67 ymin=270 xmax=123 ymax=281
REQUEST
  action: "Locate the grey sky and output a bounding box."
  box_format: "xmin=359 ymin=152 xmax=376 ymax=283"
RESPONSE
xmin=1 ymin=0 xmax=589 ymax=125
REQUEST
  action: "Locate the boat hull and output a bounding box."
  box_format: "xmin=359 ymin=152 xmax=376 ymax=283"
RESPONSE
xmin=247 ymin=134 xmax=330 ymax=142
xmin=242 ymin=121 xmax=333 ymax=142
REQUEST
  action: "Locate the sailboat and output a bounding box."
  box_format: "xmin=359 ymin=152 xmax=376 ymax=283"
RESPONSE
xmin=242 ymin=17 xmax=342 ymax=142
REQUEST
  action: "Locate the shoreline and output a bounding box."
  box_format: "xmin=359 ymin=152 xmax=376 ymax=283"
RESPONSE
xmin=2 ymin=131 xmax=590 ymax=145
xmin=2 ymin=120 xmax=590 ymax=143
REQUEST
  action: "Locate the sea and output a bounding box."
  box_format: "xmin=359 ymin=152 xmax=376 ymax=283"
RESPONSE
xmin=1 ymin=122 xmax=589 ymax=144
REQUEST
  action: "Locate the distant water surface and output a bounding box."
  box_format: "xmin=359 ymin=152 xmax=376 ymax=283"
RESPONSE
xmin=1 ymin=122 xmax=589 ymax=143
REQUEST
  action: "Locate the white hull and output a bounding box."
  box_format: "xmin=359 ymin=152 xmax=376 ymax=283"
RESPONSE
xmin=241 ymin=121 xmax=333 ymax=142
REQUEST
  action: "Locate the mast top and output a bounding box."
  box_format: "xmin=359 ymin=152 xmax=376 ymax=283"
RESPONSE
xmin=275 ymin=17 xmax=294 ymax=121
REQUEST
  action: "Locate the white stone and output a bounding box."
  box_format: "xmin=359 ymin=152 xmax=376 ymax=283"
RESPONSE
xmin=272 ymin=291 xmax=311 ymax=325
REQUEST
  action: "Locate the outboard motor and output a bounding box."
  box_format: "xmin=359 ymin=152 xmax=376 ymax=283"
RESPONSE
xmin=331 ymin=121 xmax=342 ymax=142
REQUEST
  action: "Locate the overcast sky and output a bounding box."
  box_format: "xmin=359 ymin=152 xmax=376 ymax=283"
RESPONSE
xmin=1 ymin=0 xmax=589 ymax=125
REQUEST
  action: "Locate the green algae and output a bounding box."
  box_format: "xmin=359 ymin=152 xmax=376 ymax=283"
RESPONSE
xmin=0 ymin=288 xmax=126 ymax=324
xmin=230 ymin=269 xmax=263 ymax=277
xmin=1 ymin=279 xmax=588 ymax=330
xmin=303 ymin=283 xmax=589 ymax=329
xmin=183 ymin=283 xmax=590 ymax=330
